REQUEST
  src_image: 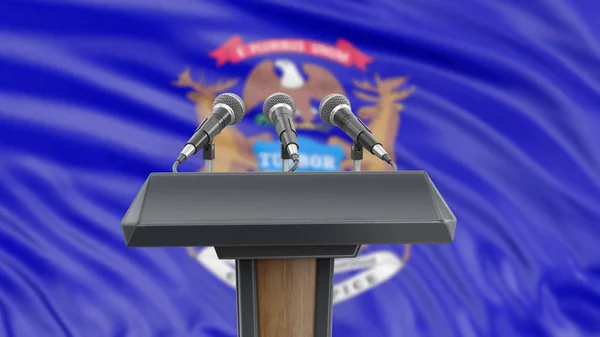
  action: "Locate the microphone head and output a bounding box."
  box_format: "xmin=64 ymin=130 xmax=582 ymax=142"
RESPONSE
xmin=214 ymin=93 xmax=245 ymax=125
xmin=319 ymin=94 xmax=350 ymax=125
xmin=262 ymin=93 xmax=297 ymax=123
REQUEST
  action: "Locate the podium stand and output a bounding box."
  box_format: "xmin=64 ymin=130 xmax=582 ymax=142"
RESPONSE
xmin=121 ymin=171 xmax=456 ymax=337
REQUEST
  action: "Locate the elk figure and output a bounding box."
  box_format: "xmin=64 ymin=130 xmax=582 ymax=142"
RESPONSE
xmin=327 ymin=73 xmax=415 ymax=171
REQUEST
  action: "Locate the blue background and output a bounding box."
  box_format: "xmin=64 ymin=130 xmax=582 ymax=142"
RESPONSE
xmin=1 ymin=0 xmax=600 ymax=336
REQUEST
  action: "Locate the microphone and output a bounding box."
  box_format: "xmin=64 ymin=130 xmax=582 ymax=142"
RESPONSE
xmin=262 ymin=93 xmax=300 ymax=168
xmin=319 ymin=94 xmax=396 ymax=169
xmin=173 ymin=93 xmax=245 ymax=171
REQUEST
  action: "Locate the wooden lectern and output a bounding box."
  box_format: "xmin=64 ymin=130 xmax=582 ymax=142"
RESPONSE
xmin=121 ymin=171 xmax=456 ymax=337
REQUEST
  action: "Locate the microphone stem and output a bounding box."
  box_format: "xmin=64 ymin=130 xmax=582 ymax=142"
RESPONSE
xmin=203 ymin=144 xmax=216 ymax=173
xmin=350 ymin=143 xmax=363 ymax=172
xmin=282 ymin=160 xmax=290 ymax=172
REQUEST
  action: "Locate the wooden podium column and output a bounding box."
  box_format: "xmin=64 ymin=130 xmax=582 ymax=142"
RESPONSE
xmin=257 ymin=259 xmax=316 ymax=337
xmin=236 ymin=258 xmax=334 ymax=337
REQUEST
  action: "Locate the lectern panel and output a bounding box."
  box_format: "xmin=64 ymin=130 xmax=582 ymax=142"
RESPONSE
xmin=141 ymin=171 xmax=439 ymax=223
xmin=121 ymin=171 xmax=456 ymax=247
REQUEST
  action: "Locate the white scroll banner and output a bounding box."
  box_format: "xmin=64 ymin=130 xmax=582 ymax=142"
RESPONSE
xmin=194 ymin=247 xmax=405 ymax=304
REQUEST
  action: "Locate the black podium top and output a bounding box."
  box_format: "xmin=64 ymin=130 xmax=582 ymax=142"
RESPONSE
xmin=121 ymin=171 xmax=456 ymax=247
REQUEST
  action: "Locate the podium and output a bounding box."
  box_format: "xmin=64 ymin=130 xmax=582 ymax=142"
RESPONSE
xmin=121 ymin=171 xmax=456 ymax=337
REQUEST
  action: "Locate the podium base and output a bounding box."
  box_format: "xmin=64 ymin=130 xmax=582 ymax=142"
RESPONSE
xmin=236 ymin=258 xmax=334 ymax=337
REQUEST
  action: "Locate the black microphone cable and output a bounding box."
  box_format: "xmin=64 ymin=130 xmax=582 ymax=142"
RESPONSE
xmin=172 ymin=160 xmax=181 ymax=173
xmin=288 ymin=158 xmax=300 ymax=172
xmin=382 ymin=154 xmax=398 ymax=171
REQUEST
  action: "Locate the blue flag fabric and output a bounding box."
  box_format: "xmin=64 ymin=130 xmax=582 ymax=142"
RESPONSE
xmin=1 ymin=0 xmax=600 ymax=336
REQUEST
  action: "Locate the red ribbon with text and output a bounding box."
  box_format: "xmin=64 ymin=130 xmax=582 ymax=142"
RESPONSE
xmin=209 ymin=36 xmax=373 ymax=71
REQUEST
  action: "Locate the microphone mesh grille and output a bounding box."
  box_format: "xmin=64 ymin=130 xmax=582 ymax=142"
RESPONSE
xmin=214 ymin=93 xmax=245 ymax=125
xmin=319 ymin=94 xmax=350 ymax=125
xmin=262 ymin=93 xmax=297 ymax=122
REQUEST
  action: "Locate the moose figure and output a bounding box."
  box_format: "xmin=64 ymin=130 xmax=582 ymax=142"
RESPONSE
xmin=327 ymin=73 xmax=416 ymax=171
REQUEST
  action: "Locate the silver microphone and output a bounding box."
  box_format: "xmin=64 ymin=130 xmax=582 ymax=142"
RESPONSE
xmin=262 ymin=93 xmax=300 ymax=162
xmin=173 ymin=93 xmax=245 ymax=170
xmin=319 ymin=94 xmax=396 ymax=169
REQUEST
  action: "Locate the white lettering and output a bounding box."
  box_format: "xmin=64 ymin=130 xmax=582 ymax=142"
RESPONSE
xmin=270 ymin=153 xmax=282 ymax=167
xmin=322 ymin=156 xmax=335 ymax=170
xmin=298 ymin=156 xmax=310 ymax=169
xmin=309 ymin=155 xmax=322 ymax=168
xmin=258 ymin=153 xmax=271 ymax=168
xmin=196 ymin=248 xmax=405 ymax=305
xmin=248 ymin=40 xmax=305 ymax=56
xmin=235 ymin=47 xmax=246 ymax=59
xmin=257 ymin=152 xmax=338 ymax=171
xmin=248 ymin=43 xmax=261 ymax=55
xmin=310 ymin=43 xmax=350 ymax=63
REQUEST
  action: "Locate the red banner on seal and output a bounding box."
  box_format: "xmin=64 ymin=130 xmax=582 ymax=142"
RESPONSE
xmin=209 ymin=36 xmax=373 ymax=71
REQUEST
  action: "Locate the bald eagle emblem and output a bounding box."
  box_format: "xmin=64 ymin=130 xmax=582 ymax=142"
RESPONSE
xmin=243 ymin=59 xmax=345 ymax=129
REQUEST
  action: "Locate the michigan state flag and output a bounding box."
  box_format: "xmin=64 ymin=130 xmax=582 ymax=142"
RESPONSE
xmin=1 ymin=0 xmax=599 ymax=336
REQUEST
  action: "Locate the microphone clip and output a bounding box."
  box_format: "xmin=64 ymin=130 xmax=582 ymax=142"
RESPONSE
xmin=350 ymin=142 xmax=363 ymax=160
xmin=280 ymin=143 xmax=292 ymax=160
xmin=202 ymin=143 xmax=216 ymax=160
